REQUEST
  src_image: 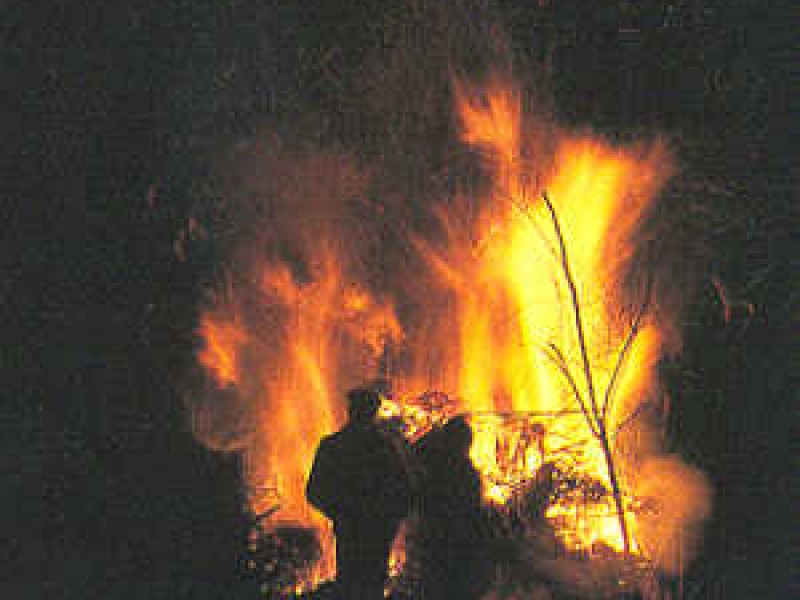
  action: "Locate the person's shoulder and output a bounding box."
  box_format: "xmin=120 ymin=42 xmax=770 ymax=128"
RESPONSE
xmin=335 ymin=423 xmax=387 ymax=452
xmin=321 ymin=428 xmax=346 ymax=444
xmin=314 ymin=430 xmax=344 ymax=453
xmin=319 ymin=426 xmax=362 ymax=448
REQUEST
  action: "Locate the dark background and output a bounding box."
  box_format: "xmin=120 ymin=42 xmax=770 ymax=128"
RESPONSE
xmin=3 ymin=1 xmax=797 ymax=598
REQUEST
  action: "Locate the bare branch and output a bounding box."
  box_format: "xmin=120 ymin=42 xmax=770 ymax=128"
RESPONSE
xmin=514 ymin=194 xmax=562 ymax=266
xmin=611 ymin=401 xmax=650 ymax=440
xmin=467 ymin=408 xmax=582 ymax=418
xmin=542 ymin=342 xmax=601 ymax=439
xmin=540 ymin=192 xmax=602 ymax=421
xmin=540 ymin=190 xmax=632 ymax=554
xmin=601 ymin=271 xmax=654 ymax=422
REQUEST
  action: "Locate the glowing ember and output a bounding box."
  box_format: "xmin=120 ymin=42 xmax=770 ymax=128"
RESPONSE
xmin=192 ymin=75 xmax=710 ymax=591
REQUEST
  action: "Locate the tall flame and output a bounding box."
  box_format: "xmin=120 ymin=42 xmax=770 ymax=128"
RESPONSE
xmin=195 ymin=248 xmax=403 ymax=586
xmin=405 ymin=79 xmax=673 ymax=554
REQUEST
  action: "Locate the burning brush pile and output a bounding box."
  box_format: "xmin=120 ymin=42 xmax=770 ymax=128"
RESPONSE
xmin=187 ymin=73 xmax=711 ymax=599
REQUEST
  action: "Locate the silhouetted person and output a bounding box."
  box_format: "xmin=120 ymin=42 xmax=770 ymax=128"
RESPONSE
xmin=306 ymin=387 xmax=412 ymax=600
xmin=414 ymin=416 xmax=494 ymax=600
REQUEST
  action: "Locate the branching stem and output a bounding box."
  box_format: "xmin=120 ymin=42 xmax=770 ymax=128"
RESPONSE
xmin=540 ymin=192 xmax=632 ymax=554
xmin=602 ymin=272 xmax=653 ymax=422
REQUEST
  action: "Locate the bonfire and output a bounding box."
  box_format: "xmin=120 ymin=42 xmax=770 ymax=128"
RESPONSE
xmin=189 ymin=73 xmax=711 ymax=599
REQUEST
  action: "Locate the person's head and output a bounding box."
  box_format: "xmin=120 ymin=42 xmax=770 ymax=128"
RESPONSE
xmin=442 ymin=415 xmax=473 ymax=454
xmin=346 ymin=387 xmax=381 ymax=424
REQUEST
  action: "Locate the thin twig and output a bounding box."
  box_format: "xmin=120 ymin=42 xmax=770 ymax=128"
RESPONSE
xmin=540 ymin=192 xmax=602 ymax=421
xmin=611 ymin=401 xmax=649 ymax=440
xmin=542 ymin=342 xmax=600 ymax=439
xmin=467 ymin=408 xmax=583 ymax=418
xmin=540 ymin=190 xmax=632 ymax=554
xmin=602 ymin=271 xmax=654 ymax=422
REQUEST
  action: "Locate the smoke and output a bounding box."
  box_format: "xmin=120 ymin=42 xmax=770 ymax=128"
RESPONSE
xmin=633 ymin=455 xmax=713 ymax=575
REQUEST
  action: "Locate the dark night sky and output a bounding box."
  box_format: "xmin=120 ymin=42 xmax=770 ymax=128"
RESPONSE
xmin=3 ymin=1 xmax=797 ymax=598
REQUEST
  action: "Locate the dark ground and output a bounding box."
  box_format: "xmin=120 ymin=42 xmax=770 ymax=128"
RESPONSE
xmin=3 ymin=1 xmax=797 ymax=598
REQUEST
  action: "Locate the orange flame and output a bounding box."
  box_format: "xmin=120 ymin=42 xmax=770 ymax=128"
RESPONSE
xmin=196 ymin=248 xmax=404 ymax=587
xmin=198 ymin=315 xmax=247 ymax=387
